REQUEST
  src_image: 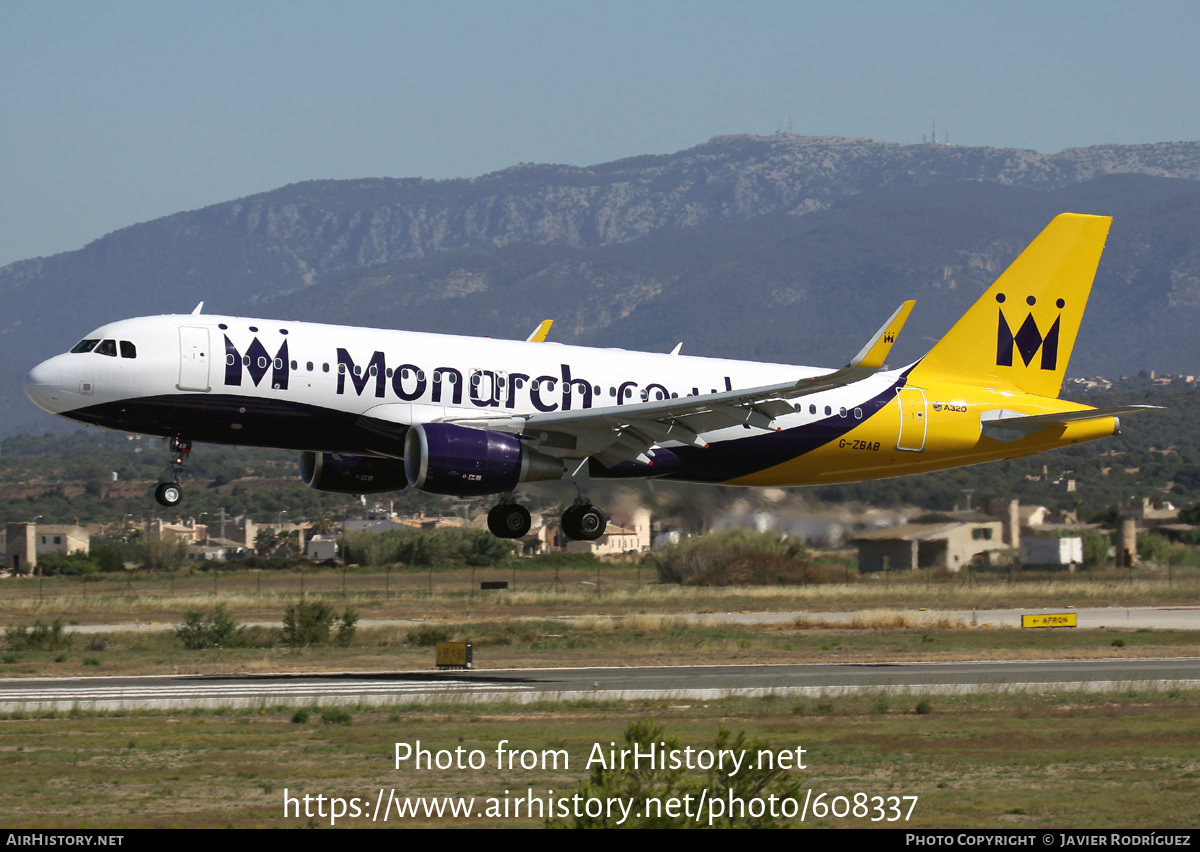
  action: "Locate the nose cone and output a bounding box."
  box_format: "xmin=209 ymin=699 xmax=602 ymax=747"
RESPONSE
xmin=24 ymin=357 xmax=65 ymax=414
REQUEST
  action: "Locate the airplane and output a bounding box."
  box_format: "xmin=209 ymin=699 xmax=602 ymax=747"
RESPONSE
xmin=23 ymin=213 xmax=1158 ymax=541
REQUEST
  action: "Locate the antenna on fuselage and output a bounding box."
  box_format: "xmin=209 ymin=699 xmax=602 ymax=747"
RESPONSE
xmin=191 ymin=301 xmax=204 ymax=315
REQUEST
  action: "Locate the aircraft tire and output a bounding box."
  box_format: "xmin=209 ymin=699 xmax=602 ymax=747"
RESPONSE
xmin=488 ymin=503 xmax=531 ymax=539
xmin=560 ymin=505 xmax=583 ymax=540
xmin=155 ymin=482 xmax=182 ymax=507
xmin=574 ymin=505 xmax=607 ymax=541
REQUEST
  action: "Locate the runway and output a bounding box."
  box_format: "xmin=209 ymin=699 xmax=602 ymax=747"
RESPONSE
xmin=2 ymin=656 xmax=1198 ymax=711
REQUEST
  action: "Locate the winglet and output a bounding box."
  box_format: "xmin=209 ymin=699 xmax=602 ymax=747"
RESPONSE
xmin=846 ymin=300 xmax=914 ymax=369
xmin=526 ymin=320 xmax=554 ymax=343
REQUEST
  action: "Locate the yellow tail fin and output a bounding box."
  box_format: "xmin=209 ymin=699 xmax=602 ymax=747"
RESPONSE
xmin=909 ymin=213 xmax=1111 ymax=399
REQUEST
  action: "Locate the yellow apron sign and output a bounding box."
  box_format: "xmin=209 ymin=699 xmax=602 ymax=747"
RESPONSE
xmin=1021 ymin=613 xmax=1077 ymax=628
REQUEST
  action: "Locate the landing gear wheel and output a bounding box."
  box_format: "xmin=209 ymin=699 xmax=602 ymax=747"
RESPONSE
xmin=155 ymin=482 xmax=182 ymax=507
xmin=561 ymin=504 xmax=607 ymax=541
xmin=488 ymin=503 xmax=531 ymax=539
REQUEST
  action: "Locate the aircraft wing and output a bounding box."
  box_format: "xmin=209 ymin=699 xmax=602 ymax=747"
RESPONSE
xmin=451 ymin=302 xmax=914 ymax=467
xmin=525 ymin=320 xmax=554 ymax=343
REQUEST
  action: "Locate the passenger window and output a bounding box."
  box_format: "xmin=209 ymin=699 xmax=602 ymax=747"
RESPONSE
xmin=95 ymin=339 xmax=117 ymax=357
xmin=306 ymin=362 xmax=314 ymax=371
xmin=322 ymin=363 xmax=330 ymax=373
xmin=70 ymin=339 xmax=99 ymax=353
xmin=119 ymin=341 xmax=136 ymax=359
xmin=824 ymin=406 xmax=832 ymax=416
xmin=809 ymin=404 xmax=816 ymax=414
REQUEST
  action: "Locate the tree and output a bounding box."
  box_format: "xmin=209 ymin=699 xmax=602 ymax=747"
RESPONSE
xmin=140 ymin=532 xmax=188 ymax=571
xmin=254 ymin=528 xmax=278 ymax=556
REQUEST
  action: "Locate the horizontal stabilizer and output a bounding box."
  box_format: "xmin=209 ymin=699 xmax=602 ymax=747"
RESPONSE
xmin=981 ymin=405 xmax=1162 ymax=442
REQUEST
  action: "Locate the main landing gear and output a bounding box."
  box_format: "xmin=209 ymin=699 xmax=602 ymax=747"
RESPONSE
xmin=485 ymin=499 xmax=608 ymax=541
xmin=486 ymin=460 xmax=610 ymax=542
xmin=487 ymin=501 xmax=532 ymax=539
xmin=154 ymin=437 xmax=191 ymax=508
xmin=561 ymin=502 xmax=607 ymax=541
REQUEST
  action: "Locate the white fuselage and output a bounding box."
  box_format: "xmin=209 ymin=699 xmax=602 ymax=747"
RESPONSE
xmin=24 ymin=313 xmax=898 ymax=466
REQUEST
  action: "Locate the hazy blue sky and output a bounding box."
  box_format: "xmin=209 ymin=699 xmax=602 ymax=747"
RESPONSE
xmin=3 ymin=0 xmax=1199 ymax=266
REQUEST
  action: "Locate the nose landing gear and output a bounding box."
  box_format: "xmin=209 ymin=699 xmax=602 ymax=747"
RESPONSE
xmin=155 ymin=482 xmax=182 ymax=507
xmin=154 ymin=437 xmax=191 ymax=507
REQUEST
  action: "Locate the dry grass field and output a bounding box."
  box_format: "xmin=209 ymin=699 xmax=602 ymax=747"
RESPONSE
xmin=1 ymin=565 xmax=1198 ymax=828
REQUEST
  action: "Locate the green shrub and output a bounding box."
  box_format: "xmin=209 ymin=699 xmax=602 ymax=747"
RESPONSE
xmin=320 ymin=708 xmax=351 ymax=725
xmin=176 ymin=605 xmax=243 ymax=650
xmin=653 ymin=528 xmax=807 ymax=585
xmin=405 ymin=625 xmax=452 ymax=647
xmin=340 ymin=528 xmax=515 ymax=567
xmin=282 ymin=601 xmax=358 ymax=647
xmin=547 ymin=718 xmax=803 ymax=828
xmin=336 ymin=607 xmax=358 ymax=645
xmin=34 ymin=554 xmax=100 ymax=576
xmin=6 ymin=619 xmax=73 ymax=651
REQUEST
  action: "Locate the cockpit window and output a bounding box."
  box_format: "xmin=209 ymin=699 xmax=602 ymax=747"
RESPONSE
xmin=95 ymin=339 xmax=118 ymax=357
xmin=70 ymin=339 xmax=99 ymax=353
xmin=119 ymin=341 xmax=136 ymax=359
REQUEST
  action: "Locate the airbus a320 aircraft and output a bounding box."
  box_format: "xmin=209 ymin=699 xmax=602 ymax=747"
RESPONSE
xmin=24 ymin=214 xmax=1156 ymax=541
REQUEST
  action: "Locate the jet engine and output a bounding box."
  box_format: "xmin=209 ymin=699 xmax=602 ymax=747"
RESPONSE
xmin=299 ymin=452 xmax=409 ymax=494
xmin=404 ymin=423 xmax=562 ymax=496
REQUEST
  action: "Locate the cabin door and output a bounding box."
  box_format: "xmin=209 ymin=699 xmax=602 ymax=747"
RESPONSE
xmin=895 ymin=386 xmax=928 ymax=452
xmin=178 ymin=326 xmax=211 ymax=392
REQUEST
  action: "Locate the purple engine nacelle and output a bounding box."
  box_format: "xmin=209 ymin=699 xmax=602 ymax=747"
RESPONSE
xmin=299 ymin=452 xmax=409 ymax=494
xmin=404 ymin=423 xmax=562 ymax=496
